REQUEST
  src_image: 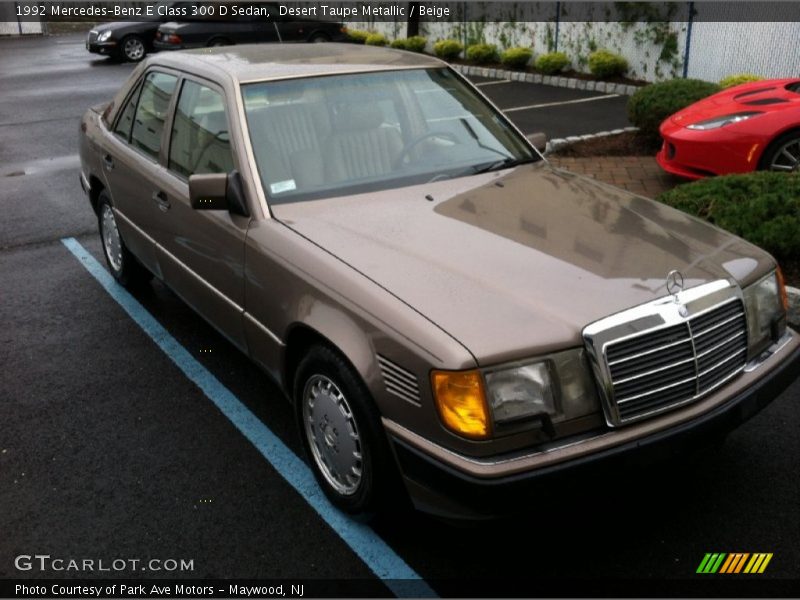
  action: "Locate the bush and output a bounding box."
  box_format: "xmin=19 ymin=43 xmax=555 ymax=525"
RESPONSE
xmin=390 ymin=38 xmax=407 ymax=49
xmin=500 ymin=46 xmax=533 ymax=69
xmin=628 ymin=78 xmax=721 ymax=139
xmin=535 ymin=52 xmax=570 ymax=75
xmin=347 ymin=29 xmax=370 ymax=44
xmin=404 ymin=36 xmax=427 ymax=53
xmin=657 ymin=172 xmax=800 ymax=262
xmin=588 ymin=49 xmax=628 ymax=78
xmin=719 ymin=73 xmax=765 ymax=88
xmin=465 ymin=43 xmax=498 ymax=65
xmin=365 ymin=33 xmax=388 ymax=47
xmin=433 ymin=39 xmax=463 ymax=61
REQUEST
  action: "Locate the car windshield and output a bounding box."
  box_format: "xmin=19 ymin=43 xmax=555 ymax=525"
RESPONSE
xmin=241 ymin=68 xmax=538 ymax=204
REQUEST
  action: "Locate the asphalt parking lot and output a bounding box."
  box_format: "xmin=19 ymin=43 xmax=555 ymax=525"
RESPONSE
xmin=1 ymin=34 xmax=799 ymax=597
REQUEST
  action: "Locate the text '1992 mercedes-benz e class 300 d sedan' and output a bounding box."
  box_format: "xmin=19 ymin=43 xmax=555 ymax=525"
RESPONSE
xmin=79 ymin=44 xmax=799 ymax=519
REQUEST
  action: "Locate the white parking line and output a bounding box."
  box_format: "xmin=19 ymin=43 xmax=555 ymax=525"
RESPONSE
xmin=474 ymin=79 xmax=512 ymax=87
xmin=504 ymin=94 xmax=620 ymax=113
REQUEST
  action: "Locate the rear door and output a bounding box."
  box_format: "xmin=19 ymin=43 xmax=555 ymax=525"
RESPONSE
xmin=101 ymin=70 xmax=179 ymax=276
xmin=149 ymin=75 xmax=250 ymax=350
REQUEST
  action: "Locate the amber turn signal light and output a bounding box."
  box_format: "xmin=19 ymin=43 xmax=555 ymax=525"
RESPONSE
xmin=431 ymin=369 xmax=490 ymax=439
xmin=777 ymin=266 xmax=789 ymax=312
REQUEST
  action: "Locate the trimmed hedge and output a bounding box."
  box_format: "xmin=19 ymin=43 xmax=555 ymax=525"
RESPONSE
xmin=433 ymin=39 xmax=463 ymax=60
xmin=465 ymin=43 xmax=498 ymax=64
xmin=719 ymin=73 xmax=764 ymax=88
xmin=657 ymin=172 xmax=800 ymax=262
xmin=347 ymin=29 xmax=370 ymax=44
xmin=500 ymin=46 xmax=533 ymax=69
xmin=588 ymin=49 xmax=628 ymax=78
xmin=390 ymin=36 xmax=427 ymax=52
xmin=365 ymin=33 xmax=388 ymax=46
xmin=535 ymin=52 xmax=570 ymax=75
xmin=628 ymin=78 xmax=721 ymax=139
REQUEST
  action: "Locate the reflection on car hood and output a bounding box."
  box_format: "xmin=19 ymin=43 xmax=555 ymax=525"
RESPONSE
xmin=274 ymin=163 xmax=773 ymax=365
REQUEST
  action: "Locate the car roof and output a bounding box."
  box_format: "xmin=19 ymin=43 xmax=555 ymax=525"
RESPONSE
xmin=147 ymin=43 xmax=446 ymax=83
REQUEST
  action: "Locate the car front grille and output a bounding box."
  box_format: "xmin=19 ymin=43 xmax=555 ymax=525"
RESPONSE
xmin=604 ymin=299 xmax=747 ymax=423
xmin=87 ymin=30 xmax=98 ymax=43
xmin=582 ymin=280 xmax=750 ymax=427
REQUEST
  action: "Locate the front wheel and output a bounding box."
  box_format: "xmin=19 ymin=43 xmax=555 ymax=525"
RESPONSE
xmin=119 ymin=35 xmax=146 ymax=62
xmin=295 ymin=345 xmax=395 ymax=515
xmin=760 ymin=130 xmax=800 ymax=172
xmin=97 ymin=191 xmax=152 ymax=287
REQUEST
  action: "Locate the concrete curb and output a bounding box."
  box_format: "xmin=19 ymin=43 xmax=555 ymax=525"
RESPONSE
xmin=787 ymin=286 xmax=800 ymax=329
xmin=545 ymin=126 xmax=639 ymax=154
xmin=452 ymin=64 xmax=642 ymax=97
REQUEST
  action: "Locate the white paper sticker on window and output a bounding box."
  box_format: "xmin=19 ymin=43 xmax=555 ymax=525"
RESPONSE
xmin=269 ymin=179 xmax=297 ymax=194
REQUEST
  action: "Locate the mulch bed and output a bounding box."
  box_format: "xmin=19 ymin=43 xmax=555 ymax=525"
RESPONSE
xmin=553 ymin=131 xmax=660 ymax=157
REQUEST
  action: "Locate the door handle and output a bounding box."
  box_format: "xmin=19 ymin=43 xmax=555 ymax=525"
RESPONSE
xmin=152 ymin=190 xmax=171 ymax=212
xmin=102 ymin=154 xmax=114 ymax=170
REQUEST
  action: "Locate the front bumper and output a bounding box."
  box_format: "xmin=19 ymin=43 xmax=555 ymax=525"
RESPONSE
xmin=389 ymin=331 xmax=800 ymax=519
xmin=86 ymin=41 xmax=117 ymax=55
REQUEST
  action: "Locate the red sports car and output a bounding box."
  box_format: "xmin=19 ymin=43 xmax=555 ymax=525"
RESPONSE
xmin=657 ymin=78 xmax=800 ymax=179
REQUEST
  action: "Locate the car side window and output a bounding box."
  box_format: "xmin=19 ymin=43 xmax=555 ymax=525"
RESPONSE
xmin=169 ymin=79 xmax=234 ymax=177
xmin=130 ymin=71 xmax=178 ymax=160
xmin=113 ymin=81 xmax=142 ymax=142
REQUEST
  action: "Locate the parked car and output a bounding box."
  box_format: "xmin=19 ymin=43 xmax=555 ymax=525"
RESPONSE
xmin=154 ymin=6 xmax=346 ymax=50
xmin=658 ymin=78 xmax=800 ymax=179
xmin=85 ymin=1 xmax=193 ymax=62
xmin=79 ymin=45 xmax=800 ymax=519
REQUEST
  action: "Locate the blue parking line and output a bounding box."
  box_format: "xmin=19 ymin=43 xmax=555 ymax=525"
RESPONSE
xmin=61 ymin=237 xmax=436 ymax=599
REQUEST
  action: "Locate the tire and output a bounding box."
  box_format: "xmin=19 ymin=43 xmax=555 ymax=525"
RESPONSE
xmin=294 ymin=345 xmax=397 ymax=515
xmin=97 ymin=191 xmax=152 ymax=287
xmin=207 ymin=37 xmax=232 ymax=47
xmin=309 ymin=33 xmax=331 ymax=43
xmin=119 ymin=34 xmax=147 ymax=62
xmin=759 ymin=130 xmax=800 ymax=173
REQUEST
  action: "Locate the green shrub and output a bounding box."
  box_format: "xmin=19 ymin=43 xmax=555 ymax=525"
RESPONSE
xmin=347 ymin=29 xmax=370 ymax=44
xmin=628 ymin=78 xmax=721 ymax=139
xmin=403 ymin=36 xmax=427 ymax=53
xmin=365 ymin=33 xmax=388 ymax=47
xmin=465 ymin=43 xmax=498 ymax=65
xmin=500 ymin=46 xmax=533 ymax=69
xmin=588 ymin=49 xmax=628 ymax=78
xmin=719 ymin=73 xmax=765 ymax=88
xmin=390 ymin=38 xmax=407 ymax=49
xmin=657 ymin=172 xmax=800 ymax=262
xmin=433 ymin=39 xmax=463 ymax=61
xmin=535 ymin=52 xmax=570 ymax=75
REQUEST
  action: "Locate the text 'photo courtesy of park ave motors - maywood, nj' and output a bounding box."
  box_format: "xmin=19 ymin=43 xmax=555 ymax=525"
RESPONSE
xmin=1 ymin=0 xmax=800 ymax=599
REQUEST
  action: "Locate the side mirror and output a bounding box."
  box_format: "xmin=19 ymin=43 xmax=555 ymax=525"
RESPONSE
xmin=189 ymin=171 xmax=249 ymax=217
xmin=527 ymin=132 xmax=548 ymax=154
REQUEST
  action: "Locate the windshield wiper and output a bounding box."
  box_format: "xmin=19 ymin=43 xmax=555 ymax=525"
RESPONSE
xmin=471 ymin=156 xmax=534 ymax=174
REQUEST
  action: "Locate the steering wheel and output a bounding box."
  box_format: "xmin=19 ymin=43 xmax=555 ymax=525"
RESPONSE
xmin=393 ymin=131 xmax=459 ymax=168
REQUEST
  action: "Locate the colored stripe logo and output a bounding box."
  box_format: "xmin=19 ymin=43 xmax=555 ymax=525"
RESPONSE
xmin=697 ymin=553 xmax=773 ymax=574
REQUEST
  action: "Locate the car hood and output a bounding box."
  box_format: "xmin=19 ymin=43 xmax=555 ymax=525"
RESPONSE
xmin=273 ymin=163 xmax=773 ymax=365
xmin=670 ymin=78 xmax=800 ymax=127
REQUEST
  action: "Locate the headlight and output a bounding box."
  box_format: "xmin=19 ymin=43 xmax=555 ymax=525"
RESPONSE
xmin=97 ymin=30 xmax=112 ymax=42
xmin=484 ymin=362 xmax=557 ymax=424
xmin=686 ymin=112 xmax=763 ymax=130
xmin=743 ymin=270 xmax=787 ymax=348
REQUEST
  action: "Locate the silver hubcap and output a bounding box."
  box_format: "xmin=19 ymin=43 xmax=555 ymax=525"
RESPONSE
xmin=124 ymin=38 xmax=144 ymax=60
xmin=100 ymin=204 xmax=123 ymax=273
xmin=769 ymin=138 xmax=800 ymax=172
xmin=303 ymin=375 xmax=363 ymax=496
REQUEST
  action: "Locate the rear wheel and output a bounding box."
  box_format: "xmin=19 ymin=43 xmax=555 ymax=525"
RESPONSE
xmin=207 ymin=37 xmax=232 ymax=47
xmin=119 ymin=34 xmax=146 ymax=62
xmin=309 ymin=33 xmax=330 ymax=43
xmin=294 ymin=345 xmax=396 ymax=515
xmin=97 ymin=191 xmax=152 ymax=287
xmin=760 ymin=130 xmax=800 ymax=172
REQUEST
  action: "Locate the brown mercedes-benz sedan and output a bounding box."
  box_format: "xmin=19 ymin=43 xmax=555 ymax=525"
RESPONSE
xmin=79 ymin=44 xmax=799 ymax=518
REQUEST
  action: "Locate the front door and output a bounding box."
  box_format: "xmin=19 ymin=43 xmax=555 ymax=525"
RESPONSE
xmin=150 ymin=76 xmax=250 ymax=350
